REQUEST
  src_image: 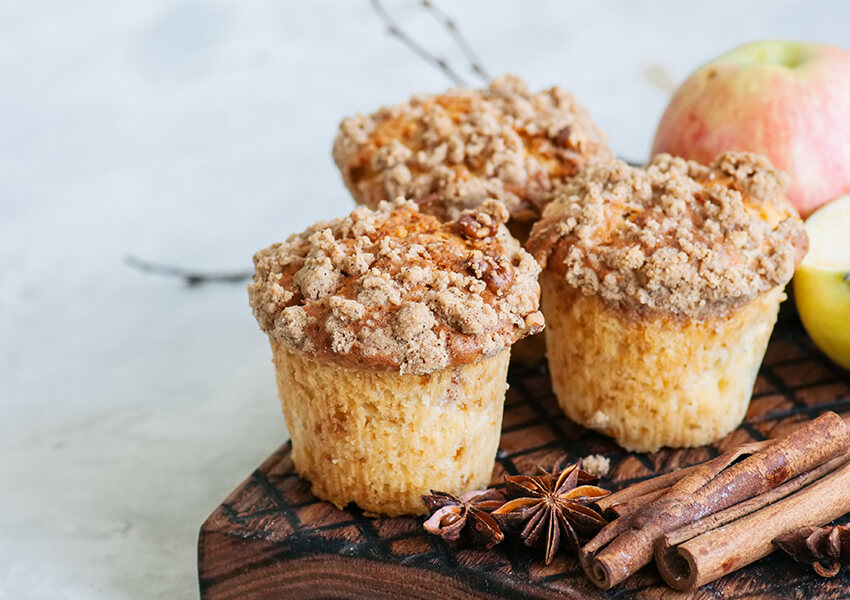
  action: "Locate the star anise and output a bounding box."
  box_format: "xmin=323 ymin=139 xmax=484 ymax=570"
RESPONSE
xmin=422 ymin=488 xmax=506 ymax=549
xmin=774 ymin=524 xmax=850 ymax=577
xmin=491 ymin=461 xmax=610 ymax=564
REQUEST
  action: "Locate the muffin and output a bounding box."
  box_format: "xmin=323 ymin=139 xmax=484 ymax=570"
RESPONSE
xmin=332 ymin=74 xmax=612 ymax=229
xmin=333 ymin=74 xmax=608 ymax=366
xmin=526 ymin=152 xmax=808 ymax=452
xmin=248 ymin=199 xmax=543 ymax=516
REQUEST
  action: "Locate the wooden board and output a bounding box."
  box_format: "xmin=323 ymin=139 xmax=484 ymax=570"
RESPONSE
xmin=198 ymin=310 xmax=850 ymax=599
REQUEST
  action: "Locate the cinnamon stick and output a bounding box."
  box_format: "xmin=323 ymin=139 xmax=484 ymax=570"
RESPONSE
xmin=594 ymin=466 xmax=699 ymax=515
xmin=659 ymin=451 xmax=850 ymax=550
xmin=582 ymin=440 xmax=769 ymax=561
xmin=604 ymin=487 xmax=670 ymax=519
xmin=656 ymin=456 xmax=850 ymax=590
xmin=632 ymin=441 xmax=773 ymax=526
xmin=582 ymin=412 xmax=850 ymax=590
xmin=594 ymin=440 xmax=772 ymax=518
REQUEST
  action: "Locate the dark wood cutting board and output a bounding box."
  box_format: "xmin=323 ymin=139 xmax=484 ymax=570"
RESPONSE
xmin=198 ymin=310 xmax=850 ymax=599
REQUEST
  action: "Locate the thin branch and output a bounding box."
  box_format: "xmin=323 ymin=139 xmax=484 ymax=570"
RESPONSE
xmin=125 ymin=255 xmax=251 ymax=287
xmin=420 ymin=0 xmax=491 ymax=83
xmin=370 ymin=0 xmax=468 ymax=86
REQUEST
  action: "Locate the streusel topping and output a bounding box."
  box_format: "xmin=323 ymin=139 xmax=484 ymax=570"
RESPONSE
xmin=332 ymin=74 xmax=611 ymax=222
xmin=249 ymin=199 xmax=544 ymax=374
xmin=526 ymin=152 xmax=808 ymax=319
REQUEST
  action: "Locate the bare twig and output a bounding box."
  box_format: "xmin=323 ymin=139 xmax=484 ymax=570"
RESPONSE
xmin=125 ymin=255 xmax=251 ymax=287
xmin=370 ymin=0 xmax=468 ymax=86
xmin=420 ymin=0 xmax=491 ymax=82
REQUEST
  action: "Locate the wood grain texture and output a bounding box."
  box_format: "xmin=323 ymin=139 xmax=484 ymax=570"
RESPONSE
xmin=198 ymin=312 xmax=850 ymax=599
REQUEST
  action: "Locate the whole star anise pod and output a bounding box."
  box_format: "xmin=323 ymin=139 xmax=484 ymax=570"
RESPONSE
xmin=491 ymin=461 xmax=610 ymax=564
xmin=774 ymin=524 xmax=850 ymax=577
xmin=422 ymin=488 xmax=506 ymax=549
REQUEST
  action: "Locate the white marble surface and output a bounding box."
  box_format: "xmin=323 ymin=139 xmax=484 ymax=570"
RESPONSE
xmin=1 ymin=1 xmax=847 ymax=598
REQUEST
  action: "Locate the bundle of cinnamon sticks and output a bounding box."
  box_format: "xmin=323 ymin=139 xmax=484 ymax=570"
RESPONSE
xmin=580 ymin=411 xmax=850 ymax=591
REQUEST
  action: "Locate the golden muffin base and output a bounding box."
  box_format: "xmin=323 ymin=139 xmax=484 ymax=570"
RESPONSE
xmin=541 ymin=273 xmax=784 ymax=452
xmin=270 ymin=342 xmax=510 ymax=516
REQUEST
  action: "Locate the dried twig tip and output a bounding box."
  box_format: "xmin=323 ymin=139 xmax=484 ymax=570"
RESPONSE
xmin=125 ymin=255 xmax=251 ymax=287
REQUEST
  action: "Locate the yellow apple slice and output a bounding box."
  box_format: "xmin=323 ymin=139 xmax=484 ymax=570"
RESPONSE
xmin=793 ymin=194 xmax=850 ymax=370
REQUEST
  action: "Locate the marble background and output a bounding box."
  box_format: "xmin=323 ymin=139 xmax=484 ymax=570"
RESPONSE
xmin=1 ymin=1 xmax=847 ymax=597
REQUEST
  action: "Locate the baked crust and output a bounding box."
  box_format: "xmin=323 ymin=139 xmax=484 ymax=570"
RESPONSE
xmin=249 ymin=199 xmax=543 ymax=375
xmin=527 ymin=152 xmax=808 ymax=319
xmin=542 ymin=273 xmax=783 ymax=451
xmin=272 ymin=342 xmax=509 ymax=516
xmin=333 ymin=74 xmax=612 ymax=222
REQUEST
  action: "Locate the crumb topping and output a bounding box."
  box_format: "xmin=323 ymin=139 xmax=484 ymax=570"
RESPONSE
xmin=249 ymin=199 xmax=544 ymax=374
xmin=526 ymin=152 xmax=808 ymax=319
xmin=333 ymin=74 xmax=612 ymax=222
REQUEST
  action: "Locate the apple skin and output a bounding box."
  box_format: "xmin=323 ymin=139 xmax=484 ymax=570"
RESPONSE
xmin=652 ymin=40 xmax=850 ymax=217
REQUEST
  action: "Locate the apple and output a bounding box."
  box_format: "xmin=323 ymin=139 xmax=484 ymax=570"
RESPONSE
xmin=652 ymin=40 xmax=850 ymax=217
xmin=793 ymin=194 xmax=850 ymax=370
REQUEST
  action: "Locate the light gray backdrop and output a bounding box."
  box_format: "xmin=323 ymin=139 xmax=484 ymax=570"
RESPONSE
xmin=1 ymin=1 xmax=847 ymax=597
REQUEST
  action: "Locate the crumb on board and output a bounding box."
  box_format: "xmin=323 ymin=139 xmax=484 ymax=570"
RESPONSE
xmin=582 ymin=454 xmax=611 ymax=477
